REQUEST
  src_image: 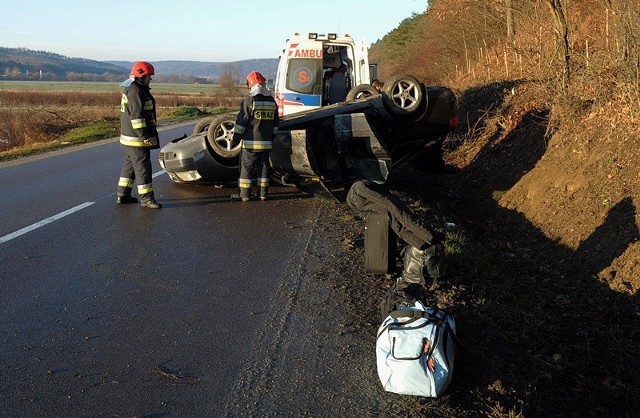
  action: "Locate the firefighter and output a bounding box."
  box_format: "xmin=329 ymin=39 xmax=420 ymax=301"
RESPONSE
xmin=116 ymin=61 xmax=162 ymax=209
xmin=232 ymin=71 xmax=279 ymax=201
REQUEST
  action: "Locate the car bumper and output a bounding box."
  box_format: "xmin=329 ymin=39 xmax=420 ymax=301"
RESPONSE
xmin=159 ymin=133 xmax=239 ymax=185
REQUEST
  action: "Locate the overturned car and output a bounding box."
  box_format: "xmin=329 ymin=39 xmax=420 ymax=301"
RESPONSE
xmin=158 ymin=74 xmax=458 ymax=199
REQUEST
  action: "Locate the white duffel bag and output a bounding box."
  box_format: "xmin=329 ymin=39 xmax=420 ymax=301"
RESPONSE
xmin=376 ymin=301 xmax=457 ymax=397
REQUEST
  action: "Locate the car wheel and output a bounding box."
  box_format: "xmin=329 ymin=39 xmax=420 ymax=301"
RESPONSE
xmin=193 ymin=116 xmax=216 ymax=135
xmin=346 ymin=84 xmax=380 ymax=101
xmin=382 ymin=74 xmax=424 ymax=116
xmin=206 ymin=113 xmax=241 ymax=158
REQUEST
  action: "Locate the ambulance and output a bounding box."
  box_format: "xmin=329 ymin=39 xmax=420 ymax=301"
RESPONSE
xmin=273 ymin=32 xmax=376 ymax=116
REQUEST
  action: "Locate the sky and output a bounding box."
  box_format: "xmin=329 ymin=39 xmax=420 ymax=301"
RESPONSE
xmin=0 ymin=0 xmax=426 ymax=63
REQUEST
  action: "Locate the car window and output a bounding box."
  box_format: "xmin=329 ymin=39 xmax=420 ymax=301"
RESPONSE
xmin=286 ymin=58 xmax=322 ymax=95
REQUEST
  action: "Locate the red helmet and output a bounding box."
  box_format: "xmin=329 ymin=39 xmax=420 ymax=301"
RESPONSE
xmin=246 ymin=71 xmax=266 ymax=88
xmin=130 ymin=61 xmax=155 ymax=78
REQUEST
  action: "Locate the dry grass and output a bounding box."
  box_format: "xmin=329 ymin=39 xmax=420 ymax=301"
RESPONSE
xmin=0 ymin=85 xmax=244 ymax=155
xmin=362 ymin=1 xmax=640 ymax=416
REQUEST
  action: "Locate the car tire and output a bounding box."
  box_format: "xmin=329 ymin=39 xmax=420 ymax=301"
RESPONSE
xmin=382 ymin=74 xmax=424 ymax=116
xmin=206 ymin=113 xmax=241 ymax=158
xmin=346 ymin=84 xmax=380 ymax=101
xmin=193 ymin=116 xmax=216 ymax=135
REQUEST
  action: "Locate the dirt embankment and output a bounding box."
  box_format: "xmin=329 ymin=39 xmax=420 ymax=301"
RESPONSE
xmin=336 ymin=80 xmax=640 ymax=417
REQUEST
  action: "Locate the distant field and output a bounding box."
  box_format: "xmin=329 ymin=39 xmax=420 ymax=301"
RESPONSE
xmin=0 ymin=80 xmax=241 ymax=157
xmin=0 ymin=80 xmax=221 ymax=94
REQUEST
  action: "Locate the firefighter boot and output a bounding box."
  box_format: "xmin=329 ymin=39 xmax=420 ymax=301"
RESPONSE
xmin=401 ymin=244 xmax=445 ymax=291
xmin=400 ymin=244 xmax=427 ymax=286
xmin=117 ymin=195 xmax=138 ymax=204
xmin=140 ymin=194 xmax=162 ymax=209
xmin=239 ymin=188 xmax=252 ymax=202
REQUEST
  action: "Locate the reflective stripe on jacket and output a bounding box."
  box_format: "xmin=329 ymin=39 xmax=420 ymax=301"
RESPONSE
xmin=120 ymin=135 xmax=158 ymax=147
xmin=233 ymin=90 xmax=279 ymax=151
xmin=120 ymin=80 xmax=158 ymax=148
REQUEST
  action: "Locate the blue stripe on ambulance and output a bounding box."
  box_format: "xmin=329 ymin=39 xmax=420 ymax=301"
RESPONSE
xmin=283 ymin=93 xmax=321 ymax=107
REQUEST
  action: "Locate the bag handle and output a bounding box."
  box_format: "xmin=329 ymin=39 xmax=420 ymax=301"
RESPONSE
xmin=388 ymin=309 xmax=466 ymax=350
xmin=389 ymin=309 xmax=442 ymax=322
xmin=376 ymin=309 xmax=439 ymax=339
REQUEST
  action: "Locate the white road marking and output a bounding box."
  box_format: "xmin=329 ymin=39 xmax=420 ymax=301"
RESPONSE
xmin=1 ymin=170 xmax=166 ymax=245
xmin=0 ymin=202 xmax=95 ymax=244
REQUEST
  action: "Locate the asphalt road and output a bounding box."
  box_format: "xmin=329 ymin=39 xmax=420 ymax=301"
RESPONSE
xmin=0 ymin=123 xmax=387 ymax=417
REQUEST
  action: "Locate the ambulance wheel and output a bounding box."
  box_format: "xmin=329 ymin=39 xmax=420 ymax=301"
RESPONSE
xmin=382 ymin=74 xmax=424 ymax=116
xmin=346 ymin=84 xmax=380 ymax=101
xmin=207 ymin=113 xmax=242 ymax=158
xmin=193 ymin=116 xmax=216 ymax=135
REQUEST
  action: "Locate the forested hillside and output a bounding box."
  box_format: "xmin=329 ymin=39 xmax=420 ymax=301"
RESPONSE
xmin=366 ymin=1 xmax=640 ymax=416
xmin=0 ymin=47 xmax=277 ymax=83
xmin=0 ymin=47 xmax=128 ymax=81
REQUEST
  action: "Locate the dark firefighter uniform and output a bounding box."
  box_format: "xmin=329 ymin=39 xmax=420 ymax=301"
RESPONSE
xmin=232 ymin=87 xmax=279 ymax=200
xmin=117 ymin=78 xmax=159 ymax=202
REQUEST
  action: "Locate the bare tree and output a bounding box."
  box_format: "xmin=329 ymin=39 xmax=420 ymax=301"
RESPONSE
xmin=506 ymin=0 xmax=515 ymax=38
xmin=545 ymin=0 xmax=571 ymax=88
xmin=218 ymin=63 xmax=240 ymax=92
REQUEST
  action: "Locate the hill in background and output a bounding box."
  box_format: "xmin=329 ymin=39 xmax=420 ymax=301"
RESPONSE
xmin=0 ymin=47 xmax=277 ymax=83
xmin=108 ymin=59 xmax=278 ymax=83
xmin=0 ymin=47 xmax=128 ymax=81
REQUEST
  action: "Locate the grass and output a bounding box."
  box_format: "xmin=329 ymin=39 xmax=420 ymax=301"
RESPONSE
xmin=0 ymin=81 xmax=242 ymax=161
xmin=61 ymin=121 xmax=119 ymax=144
xmin=0 ymin=120 xmax=119 ymax=160
xmin=161 ymin=105 xmax=212 ymax=120
xmin=0 ymin=107 xmax=210 ymax=162
xmin=443 ymin=229 xmax=468 ymax=256
xmin=0 ymin=80 xmax=222 ymax=94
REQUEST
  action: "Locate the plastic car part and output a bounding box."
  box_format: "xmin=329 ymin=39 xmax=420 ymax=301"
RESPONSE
xmin=334 ymin=113 xmax=391 ymax=184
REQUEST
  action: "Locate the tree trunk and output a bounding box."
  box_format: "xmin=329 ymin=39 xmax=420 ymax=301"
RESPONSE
xmin=506 ymin=0 xmax=515 ymax=38
xmin=545 ymin=0 xmax=571 ymax=89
